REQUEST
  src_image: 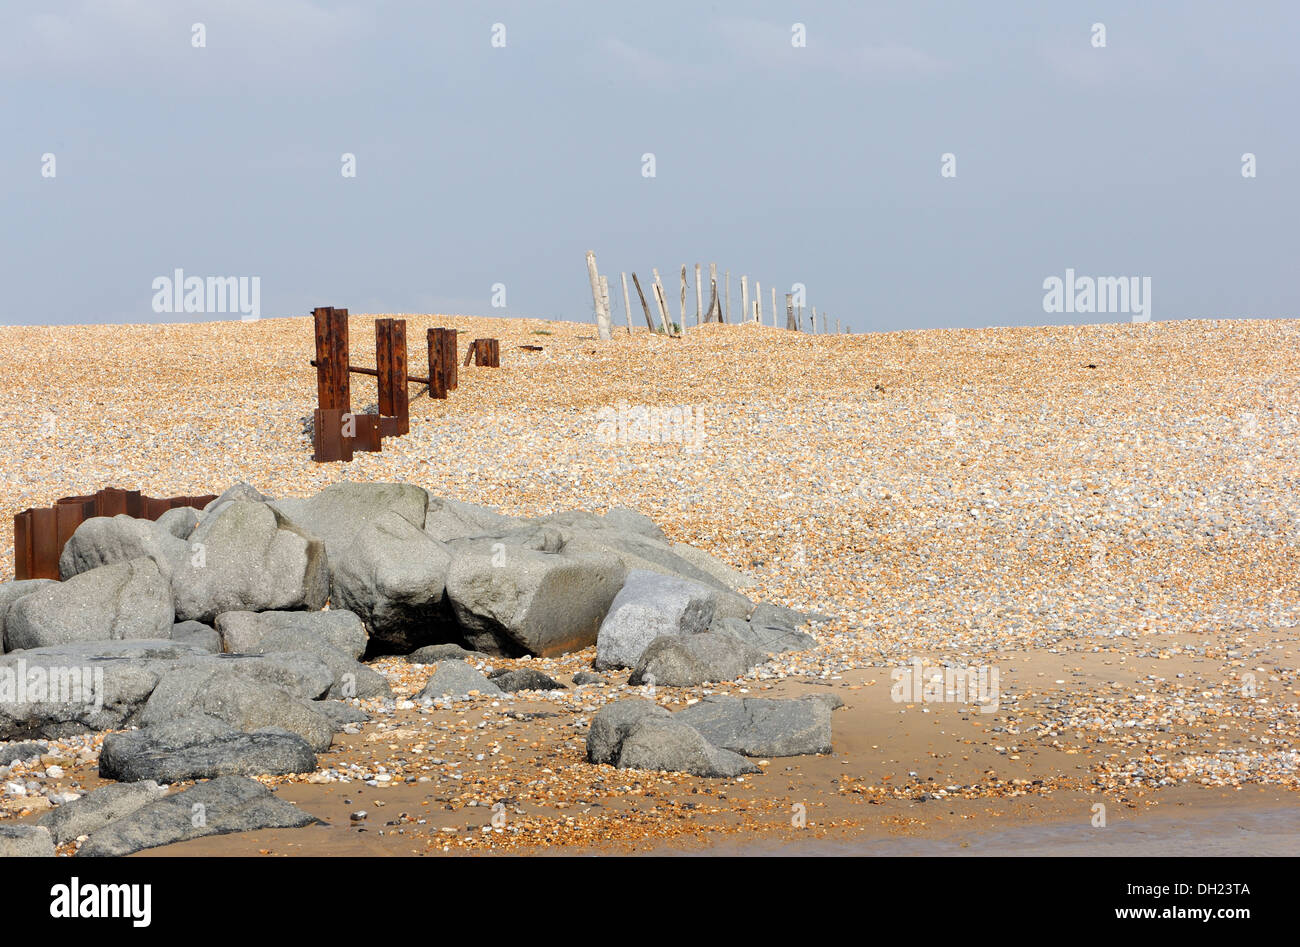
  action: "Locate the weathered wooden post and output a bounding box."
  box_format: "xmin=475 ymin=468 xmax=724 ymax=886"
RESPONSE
xmin=313 ymin=306 xmax=353 ymax=463
xmin=651 ymin=268 xmax=672 ymax=334
xmin=600 ymin=275 xmax=611 ymax=338
xmin=724 ymin=271 xmax=731 ymax=323
xmin=630 ymin=273 xmax=657 ymax=332
xmin=772 ymin=287 xmax=778 ymax=328
xmin=621 ymin=272 xmax=634 ymax=334
xmin=679 ymin=265 xmax=688 ymax=334
xmin=755 ymin=281 xmax=762 ymax=323
xmin=786 ymin=294 xmax=796 ymax=331
xmin=740 ymin=276 xmax=749 ymax=324
xmin=694 ymin=263 xmax=703 ymax=325
xmin=586 ymin=251 xmax=612 ymax=341
xmin=375 ymin=318 xmax=409 ymax=436
xmin=708 ymin=263 xmax=718 ymax=323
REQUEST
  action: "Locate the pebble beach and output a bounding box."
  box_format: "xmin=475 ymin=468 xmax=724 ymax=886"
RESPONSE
xmin=1 ymin=313 xmax=1297 ymax=854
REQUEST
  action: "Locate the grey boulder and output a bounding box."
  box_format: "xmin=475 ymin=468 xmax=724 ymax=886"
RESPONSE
xmin=586 ymin=698 xmax=670 ymax=765
xmin=0 ymin=824 xmax=55 ymax=857
xmin=155 ymin=505 xmax=202 ymax=540
xmin=616 ymin=717 xmax=759 ymax=777
xmin=415 ymin=661 xmax=501 ymax=700
xmin=139 ymin=665 xmax=334 ymax=751
xmin=673 ymin=695 xmax=838 ymax=757
xmin=252 ymin=628 xmax=391 ymax=699
xmin=78 ymin=775 xmax=320 ymax=857
xmin=215 ymin=609 xmax=367 ymax=660
xmin=171 ymin=620 xmax=221 ymax=653
xmin=0 ymin=579 xmax=58 ymax=652
xmin=488 ymin=667 xmax=566 ymax=692
xmin=406 ymin=643 xmax=488 ymax=664
xmin=0 ymin=741 xmax=46 ymax=766
xmin=330 ymin=512 xmax=453 ymax=653
xmin=271 ymin=481 xmax=427 ymax=563
xmin=709 ymin=616 xmax=816 ymax=655
xmin=628 ymin=632 xmax=765 ymax=687
xmin=99 ymin=715 xmax=316 ymax=782
xmin=445 ymin=542 xmax=625 ymax=657
xmin=0 ymin=639 xmax=202 ymax=741
xmin=188 ymin=652 xmax=334 ymax=700
xmin=171 ymin=500 xmax=329 ymax=624
xmin=422 ymin=495 xmax=517 ymax=542
xmin=594 ymin=570 xmax=715 ymax=670
xmin=58 ymin=514 xmax=188 ymax=581
xmin=37 ymin=781 xmax=167 ymax=846
xmin=5 ymin=558 xmax=174 ymax=651
xmin=312 ymin=701 xmax=370 ymax=731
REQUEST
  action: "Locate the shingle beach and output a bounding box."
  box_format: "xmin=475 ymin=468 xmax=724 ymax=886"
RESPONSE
xmin=1 ymin=314 xmax=1297 ymax=854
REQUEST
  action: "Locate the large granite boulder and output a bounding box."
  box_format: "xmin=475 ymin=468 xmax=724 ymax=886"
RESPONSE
xmin=415 ymin=661 xmax=501 ymax=700
xmin=422 ymin=495 xmax=517 ymax=542
xmin=586 ymin=698 xmax=671 ymax=765
xmin=673 ymin=695 xmax=839 ymax=757
xmin=270 ymin=481 xmax=427 ymax=563
xmin=594 ymin=570 xmax=715 ymax=670
xmin=252 ymin=628 xmax=391 ymax=699
xmin=709 ymin=615 xmax=817 ymax=655
xmin=628 ymin=632 xmax=765 ymax=687
xmin=171 ymin=501 xmax=329 ymax=624
xmin=37 ymin=781 xmax=167 ymax=846
xmin=138 ymin=665 xmax=333 ymax=751
xmin=5 ymin=558 xmax=173 ymax=651
xmin=58 ymin=514 xmax=188 ymax=581
xmin=78 ymin=775 xmax=320 ymax=857
xmin=330 ymin=512 xmax=453 ymax=653
xmin=445 ymin=541 xmax=625 ymax=657
xmin=0 ymin=825 xmax=55 ymax=857
xmin=214 ymin=609 xmax=367 ymax=659
xmin=99 ymin=715 xmax=317 ymax=782
xmin=0 ymin=579 xmax=57 ymax=653
xmin=616 ymin=716 xmax=759 ymax=777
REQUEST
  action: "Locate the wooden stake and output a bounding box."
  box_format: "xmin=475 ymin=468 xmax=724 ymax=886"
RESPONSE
xmin=586 ymin=251 xmax=612 ymax=341
xmin=600 ymin=275 xmax=611 ymax=337
xmin=630 ymin=272 xmax=656 ymax=332
xmin=708 ymin=264 xmax=718 ymax=323
xmin=755 ymin=281 xmax=762 ymax=323
xmin=740 ymin=276 xmax=748 ymax=324
xmin=679 ymin=265 xmax=687 ymax=334
xmin=621 ymin=272 xmax=633 ymax=334
xmin=724 ymin=271 xmax=731 ymax=324
xmin=694 ymin=264 xmax=703 ymax=326
xmin=771 ymin=287 xmax=778 ymax=328
xmin=811 ymin=306 xmax=817 ymax=335
xmin=651 ymin=268 xmax=672 ymax=334
xmin=786 ymin=293 xmax=795 ymax=331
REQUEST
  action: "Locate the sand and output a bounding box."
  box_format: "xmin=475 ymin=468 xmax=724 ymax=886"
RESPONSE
xmin=1 ymin=313 xmax=1296 ymax=854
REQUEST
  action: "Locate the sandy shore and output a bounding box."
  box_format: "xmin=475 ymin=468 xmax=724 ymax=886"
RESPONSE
xmin=1 ymin=313 xmax=1297 ymax=854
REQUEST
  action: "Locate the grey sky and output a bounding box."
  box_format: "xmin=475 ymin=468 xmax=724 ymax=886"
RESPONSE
xmin=2 ymin=1 xmax=1296 ymax=330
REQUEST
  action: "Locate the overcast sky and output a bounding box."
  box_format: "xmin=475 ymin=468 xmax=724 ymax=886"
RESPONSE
xmin=2 ymin=1 xmax=1296 ymax=331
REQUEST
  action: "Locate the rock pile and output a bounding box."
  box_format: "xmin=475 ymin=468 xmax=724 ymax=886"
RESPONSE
xmin=0 ymin=480 xmax=831 ymax=850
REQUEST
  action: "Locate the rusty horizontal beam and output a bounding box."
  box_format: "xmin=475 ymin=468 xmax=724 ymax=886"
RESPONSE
xmin=309 ymin=359 xmax=430 ymax=387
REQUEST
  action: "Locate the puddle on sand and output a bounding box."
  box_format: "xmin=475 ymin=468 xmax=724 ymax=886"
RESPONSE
xmin=673 ymin=807 xmax=1300 ymax=857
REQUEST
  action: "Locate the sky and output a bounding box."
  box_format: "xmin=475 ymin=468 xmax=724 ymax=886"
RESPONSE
xmin=1 ymin=1 xmax=1296 ymax=331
